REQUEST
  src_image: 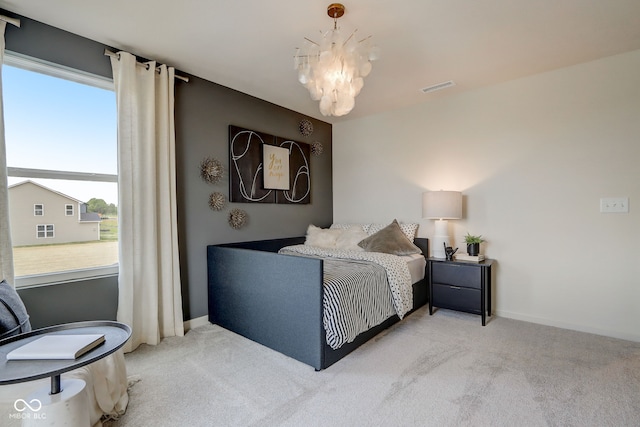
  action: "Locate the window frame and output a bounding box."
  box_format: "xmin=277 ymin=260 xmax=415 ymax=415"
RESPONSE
xmin=36 ymin=224 xmax=55 ymax=239
xmin=34 ymin=203 xmax=44 ymax=216
xmin=4 ymin=51 xmax=119 ymax=288
xmin=65 ymin=204 xmax=74 ymax=216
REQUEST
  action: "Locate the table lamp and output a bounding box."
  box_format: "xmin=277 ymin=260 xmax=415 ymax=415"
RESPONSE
xmin=422 ymin=190 xmax=462 ymax=258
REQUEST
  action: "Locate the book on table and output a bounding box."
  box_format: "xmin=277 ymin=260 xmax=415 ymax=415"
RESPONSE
xmin=6 ymin=334 xmax=106 ymax=360
xmin=454 ymin=253 xmax=485 ymax=262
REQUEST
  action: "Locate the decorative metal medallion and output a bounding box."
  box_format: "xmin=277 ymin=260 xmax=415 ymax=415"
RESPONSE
xmin=228 ymin=208 xmax=248 ymax=229
xmin=311 ymin=141 xmax=324 ymax=156
xmin=208 ymin=192 xmax=226 ymax=211
xmin=298 ymin=119 xmax=314 ymax=137
xmin=200 ymin=157 xmax=224 ymax=184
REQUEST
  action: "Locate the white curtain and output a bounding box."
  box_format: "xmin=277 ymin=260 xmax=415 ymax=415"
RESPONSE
xmin=110 ymin=51 xmax=184 ymax=352
xmin=0 ymin=21 xmax=15 ymax=285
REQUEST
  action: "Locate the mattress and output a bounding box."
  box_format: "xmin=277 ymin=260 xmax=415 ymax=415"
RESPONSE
xmin=403 ymin=253 xmax=427 ymax=284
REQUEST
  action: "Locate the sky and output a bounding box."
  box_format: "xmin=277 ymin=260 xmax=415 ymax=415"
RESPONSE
xmin=4 ymin=64 xmax=118 ymax=204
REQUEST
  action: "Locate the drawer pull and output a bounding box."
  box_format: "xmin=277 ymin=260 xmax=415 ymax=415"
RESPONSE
xmin=449 ymin=286 xmax=461 ymax=290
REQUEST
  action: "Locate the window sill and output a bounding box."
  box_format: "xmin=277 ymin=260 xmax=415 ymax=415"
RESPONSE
xmin=15 ymin=265 xmax=119 ymax=289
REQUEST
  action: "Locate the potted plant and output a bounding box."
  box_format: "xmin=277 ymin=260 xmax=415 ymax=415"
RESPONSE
xmin=464 ymin=233 xmax=485 ymax=256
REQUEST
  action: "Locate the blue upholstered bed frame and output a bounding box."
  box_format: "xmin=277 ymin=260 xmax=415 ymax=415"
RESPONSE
xmin=207 ymin=237 xmax=429 ymax=370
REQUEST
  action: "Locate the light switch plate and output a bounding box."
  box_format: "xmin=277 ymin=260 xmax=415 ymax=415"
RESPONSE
xmin=600 ymin=197 xmax=629 ymax=213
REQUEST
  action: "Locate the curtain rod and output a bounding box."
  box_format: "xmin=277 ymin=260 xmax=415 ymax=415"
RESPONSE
xmin=104 ymin=49 xmax=189 ymax=83
xmin=0 ymin=15 xmax=21 ymax=28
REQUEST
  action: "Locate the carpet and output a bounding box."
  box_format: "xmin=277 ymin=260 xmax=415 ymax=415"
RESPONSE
xmin=109 ymin=307 xmax=640 ymax=426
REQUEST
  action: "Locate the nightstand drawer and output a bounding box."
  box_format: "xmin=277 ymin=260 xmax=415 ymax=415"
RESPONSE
xmin=432 ymin=284 xmax=481 ymax=314
xmin=432 ymin=263 xmax=481 ymax=289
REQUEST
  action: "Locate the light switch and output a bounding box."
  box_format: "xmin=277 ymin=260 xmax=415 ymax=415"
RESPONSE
xmin=600 ymin=197 xmax=629 ymax=213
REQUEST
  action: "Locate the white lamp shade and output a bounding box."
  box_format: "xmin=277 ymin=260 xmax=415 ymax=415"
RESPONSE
xmin=422 ymin=191 xmax=462 ymax=219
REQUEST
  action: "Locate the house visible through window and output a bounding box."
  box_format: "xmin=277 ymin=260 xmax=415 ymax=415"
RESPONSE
xmin=4 ymin=52 xmax=118 ymax=287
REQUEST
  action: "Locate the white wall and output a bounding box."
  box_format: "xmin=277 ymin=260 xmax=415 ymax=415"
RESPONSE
xmin=333 ymin=49 xmax=640 ymax=342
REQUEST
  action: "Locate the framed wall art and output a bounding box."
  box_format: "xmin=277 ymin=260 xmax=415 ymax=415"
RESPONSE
xmin=229 ymin=125 xmax=310 ymax=204
xmin=263 ymin=144 xmax=290 ymax=190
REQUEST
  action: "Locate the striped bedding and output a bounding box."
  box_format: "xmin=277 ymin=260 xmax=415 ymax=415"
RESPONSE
xmin=279 ymin=245 xmax=414 ymax=349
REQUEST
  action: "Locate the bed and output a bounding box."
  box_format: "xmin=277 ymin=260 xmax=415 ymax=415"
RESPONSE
xmin=207 ymin=221 xmax=429 ymax=370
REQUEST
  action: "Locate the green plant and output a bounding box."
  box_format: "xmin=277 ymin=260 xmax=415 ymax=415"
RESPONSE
xmin=464 ymin=233 xmax=485 ymax=244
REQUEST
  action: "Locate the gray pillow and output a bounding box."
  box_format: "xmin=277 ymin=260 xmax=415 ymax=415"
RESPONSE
xmin=358 ymin=219 xmax=421 ymax=255
xmin=0 ymin=279 xmax=32 ymax=340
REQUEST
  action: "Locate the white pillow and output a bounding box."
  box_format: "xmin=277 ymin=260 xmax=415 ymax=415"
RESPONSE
xmin=331 ymin=222 xmax=418 ymax=241
xmin=335 ymin=225 xmax=367 ymax=251
xmin=304 ymin=225 xmax=342 ymax=249
xmin=330 ymin=223 xmax=371 ymax=233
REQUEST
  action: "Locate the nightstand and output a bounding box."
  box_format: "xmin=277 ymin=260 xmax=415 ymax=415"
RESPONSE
xmin=427 ymin=258 xmax=494 ymax=325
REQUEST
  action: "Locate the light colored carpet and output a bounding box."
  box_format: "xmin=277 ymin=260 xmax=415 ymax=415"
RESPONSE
xmin=108 ymin=308 xmax=640 ymax=427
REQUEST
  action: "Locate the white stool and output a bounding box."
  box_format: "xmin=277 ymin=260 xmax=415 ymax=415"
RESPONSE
xmin=21 ymin=379 xmax=89 ymax=427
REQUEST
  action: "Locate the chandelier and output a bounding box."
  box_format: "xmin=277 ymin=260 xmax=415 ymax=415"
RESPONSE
xmin=294 ymin=3 xmax=378 ymax=117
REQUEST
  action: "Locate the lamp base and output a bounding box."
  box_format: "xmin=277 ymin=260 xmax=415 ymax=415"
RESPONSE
xmin=431 ymin=219 xmax=450 ymax=259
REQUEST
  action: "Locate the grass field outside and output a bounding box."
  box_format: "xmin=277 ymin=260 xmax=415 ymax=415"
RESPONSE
xmin=100 ymin=217 xmax=118 ymax=241
xmin=13 ymin=217 xmax=119 ymax=277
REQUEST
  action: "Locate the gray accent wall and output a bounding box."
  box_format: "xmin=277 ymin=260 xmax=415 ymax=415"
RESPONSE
xmin=4 ymin=10 xmax=332 ymax=325
xmin=175 ymin=77 xmax=332 ymax=320
xmin=18 ymin=276 xmax=118 ymax=330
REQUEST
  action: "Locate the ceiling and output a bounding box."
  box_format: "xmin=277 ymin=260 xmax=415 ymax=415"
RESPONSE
xmin=2 ymin=0 xmax=640 ymax=124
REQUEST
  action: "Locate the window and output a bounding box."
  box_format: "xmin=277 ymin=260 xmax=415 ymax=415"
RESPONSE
xmin=36 ymin=224 xmax=55 ymax=238
xmin=4 ymin=51 xmax=118 ymax=287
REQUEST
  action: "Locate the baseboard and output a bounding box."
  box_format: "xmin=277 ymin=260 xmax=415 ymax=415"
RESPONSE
xmin=184 ymin=311 xmax=640 ymax=343
xmin=183 ymin=315 xmax=209 ymax=332
xmin=495 ymin=309 xmax=640 ymax=343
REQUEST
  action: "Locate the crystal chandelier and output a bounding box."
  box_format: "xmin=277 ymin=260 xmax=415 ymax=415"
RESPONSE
xmin=294 ymin=3 xmax=378 ymax=117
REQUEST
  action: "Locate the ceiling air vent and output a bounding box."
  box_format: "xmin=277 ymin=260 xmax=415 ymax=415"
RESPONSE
xmin=421 ymin=80 xmax=455 ymax=94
